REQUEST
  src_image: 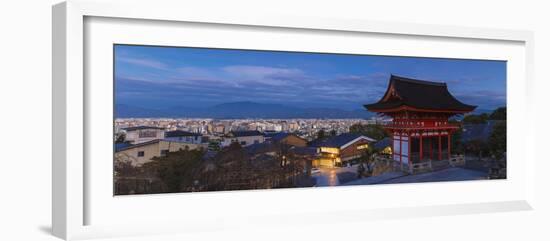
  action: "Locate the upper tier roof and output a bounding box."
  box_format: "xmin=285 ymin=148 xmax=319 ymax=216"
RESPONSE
xmin=364 ymin=75 xmax=476 ymax=113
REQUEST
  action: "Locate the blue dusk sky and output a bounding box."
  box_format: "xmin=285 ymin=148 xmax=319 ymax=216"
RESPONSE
xmin=114 ymin=44 xmax=506 ymax=112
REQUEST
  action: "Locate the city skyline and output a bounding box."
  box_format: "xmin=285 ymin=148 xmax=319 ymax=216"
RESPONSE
xmin=115 ymin=44 xmax=506 ymax=116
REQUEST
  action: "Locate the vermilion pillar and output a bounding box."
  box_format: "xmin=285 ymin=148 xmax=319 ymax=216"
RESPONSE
xmin=429 ymin=137 xmax=433 ymax=160
xmin=399 ymin=132 xmax=403 ymax=165
xmin=447 ymin=131 xmax=451 ymax=159
xmin=438 ymin=134 xmax=442 ymax=160
xmin=408 ymin=132 xmax=411 ymax=166
xmin=419 ymin=132 xmax=423 ymax=161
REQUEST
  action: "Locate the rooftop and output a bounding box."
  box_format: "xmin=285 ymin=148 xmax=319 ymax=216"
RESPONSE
xmin=114 ymin=139 xmax=161 ymax=152
xmin=230 ymin=130 xmax=263 ymax=137
xmin=364 ymin=75 xmax=476 ymax=113
xmin=269 ymin=132 xmax=305 ymax=143
xmin=165 ymin=130 xmax=201 ymax=137
xmin=121 ymin=126 xmax=165 ymax=131
xmin=309 ymin=133 xmax=375 ymax=148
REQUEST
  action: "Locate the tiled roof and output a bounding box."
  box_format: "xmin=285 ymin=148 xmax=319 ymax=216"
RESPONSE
xmin=309 ymin=133 xmax=375 ymax=148
xmin=114 ymin=139 xmax=161 ymax=152
xmin=165 ymin=130 xmax=201 ymax=137
xmin=231 ymin=130 xmax=263 ymax=137
xmin=122 ymin=126 xmax=164 ymax=131
xmin=365 ymin=75 xmax=476 ymax=112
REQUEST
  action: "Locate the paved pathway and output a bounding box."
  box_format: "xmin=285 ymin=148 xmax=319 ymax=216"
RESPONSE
xmin=341 ymin=171 xmax=406 ymax=185
xmin=312 ymin=168 xmax=340 ymax=186
xmin=382 ymin=167 xmax=487 ymax=184
xmin=313 ymin=166 xmax=487 ymax=187
xmin=342 ymin=167 xmax=487 ymax=186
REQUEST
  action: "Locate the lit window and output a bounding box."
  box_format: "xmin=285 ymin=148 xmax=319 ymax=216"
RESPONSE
xmin=357 ymin=144 xmax=369 ymax=150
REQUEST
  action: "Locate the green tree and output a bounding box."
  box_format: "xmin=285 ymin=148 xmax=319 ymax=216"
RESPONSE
xmin=317 ymin=129 xmax=326 ymax=140
xmin=208 ymin=140 xmax=221 ymax=151
xmin=489 ymin=107 xmax=506 ymax=120
xmin=489 ymin=121 xmax=506 ymax=160
xmin=449 ymin=120 xmax=464 ymax=154
xmin=358 ymin=145 xmax=378 ymax=177
xmin=349 ymin=123 xmax=388 ymax=140
xmin=465 ymin=139 xmax=490 ymax=160
xmin=329 ymin=129 xmax=337 ymax=137
xmin=115 ymin=132 xmax=126 ymax=143
xmin=463 ymin=113 xmax=488 ymax=124
xmin=142 ymin=148 xmax=205 ymax=193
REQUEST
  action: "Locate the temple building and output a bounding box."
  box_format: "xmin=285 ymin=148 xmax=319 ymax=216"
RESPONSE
xmin=364 ymin=75 xmax=476 ymax=172
xmin=309 ymin=133 xmax=375 ymax=167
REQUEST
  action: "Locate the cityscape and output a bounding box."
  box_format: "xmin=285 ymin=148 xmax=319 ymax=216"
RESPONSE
xmin=113 ymin=45 xmax=507 ymax=195
xmin=115 ymin=117 xmax=385 ymax=142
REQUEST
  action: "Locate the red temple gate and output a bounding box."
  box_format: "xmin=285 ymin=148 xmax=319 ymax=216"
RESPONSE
xmin=365 ymin=75 xmax=476 ymax=172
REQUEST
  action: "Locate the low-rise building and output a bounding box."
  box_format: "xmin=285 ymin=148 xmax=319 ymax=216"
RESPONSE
xmin=122 ymin=126 xmax=165 ymax=144
xmin=309 ymin=133 xmax=375 ymax=167
xmin=115 ymin=140 xmax=207 ymax=166
xmin=267 ymin=132 xmax=308 ymax=147
xmin=164 ymin=130 xmax=203 ymax=144
xmin=222 ymin=130 xmax=265 ymax=147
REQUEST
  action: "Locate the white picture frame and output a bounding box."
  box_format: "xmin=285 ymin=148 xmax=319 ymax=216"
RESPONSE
xmin=52 ymin=0 xmax=535 ymax=240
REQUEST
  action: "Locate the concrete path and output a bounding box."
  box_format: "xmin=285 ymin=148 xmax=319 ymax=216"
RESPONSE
xmin=312 ymin=168 xmax=340 ymax=187
xmin=341 ymin=167 xmax=487 ymax=186
xmin=341 ymin=171 xmax=406 ymax=185
xmin=382 ymin=167 xmax=487 ymax=184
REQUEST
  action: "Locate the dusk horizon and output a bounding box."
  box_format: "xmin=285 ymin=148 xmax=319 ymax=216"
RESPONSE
xmin=114 ymin=44 xmax=507 ymax=116
xmin=114 ymin=44 xmax=507 ymax=195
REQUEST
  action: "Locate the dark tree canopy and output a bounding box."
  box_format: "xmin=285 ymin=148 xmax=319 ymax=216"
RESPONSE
xmin=463 ymin=113 xmax=488 ymax=124
xmin=115 ymin=132 xmax=126 ymax=143
xmin=451 ymin=129 xmax=464 ymax=154
xmin=489 ymin=107 xmax=506 ymax=120
xmin=489 ymin=121 xmax=506 ymax=160
xmin=316 ymin=129 xmax=326 ymax=140
xmin=349 ymin=123 xmax=388 ymax=140
xmin=143 ymin=148 xmax=205 ymax=193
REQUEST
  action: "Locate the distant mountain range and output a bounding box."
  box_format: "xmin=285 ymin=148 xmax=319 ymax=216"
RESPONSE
xmin=115 ymin=101 xmax=376 ymax=119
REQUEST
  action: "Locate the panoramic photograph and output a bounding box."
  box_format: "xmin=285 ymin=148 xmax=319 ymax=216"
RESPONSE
xmin=113 ymin=44 xmax=507 ymax=195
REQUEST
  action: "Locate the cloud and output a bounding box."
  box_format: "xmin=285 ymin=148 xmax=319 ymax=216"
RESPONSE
xmin=117 ymin=57 xmax=168 ymax=70
xmin=118 ymin=63 xmax=506 ymax=111
xmin=222 ymin=65 xmax=308 ymax=86
xmin=453 ymin=90 xmax=506 ymax=109
xmin=176 ymin=67 xmax=217 ymax=80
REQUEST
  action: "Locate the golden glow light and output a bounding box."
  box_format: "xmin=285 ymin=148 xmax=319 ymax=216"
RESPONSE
xmin=383 ymin=146 xmax=392 ymax=155
xmin=320 ymin=147 xmax=339 ymax=154
xmin=357 ymin=144 xmax=369 ymax=150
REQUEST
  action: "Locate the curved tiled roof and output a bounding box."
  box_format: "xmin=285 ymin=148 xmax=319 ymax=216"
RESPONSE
xmin=309 ymin=133 xmax=375 ymax=148
xmin=364 ymin=75 xmax=476 ymax=113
